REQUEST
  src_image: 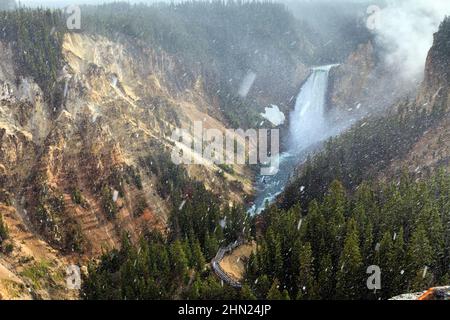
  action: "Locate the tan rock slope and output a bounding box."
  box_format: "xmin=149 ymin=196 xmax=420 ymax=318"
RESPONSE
xmin=0 ymin=33 xmax=259 ymax=298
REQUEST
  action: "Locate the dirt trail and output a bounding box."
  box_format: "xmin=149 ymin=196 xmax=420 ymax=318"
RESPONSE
xmin=218 ymin=242 xmax=256 ymax=282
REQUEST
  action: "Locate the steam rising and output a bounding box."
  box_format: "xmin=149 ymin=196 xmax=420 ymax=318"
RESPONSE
xmin=374 ymin=0 xmax=450 ymax=81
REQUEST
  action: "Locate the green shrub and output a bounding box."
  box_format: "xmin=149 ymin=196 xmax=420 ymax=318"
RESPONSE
xmin=133 ymin=195 xmax=147 ymax=217
xmin=101 ymin=186 xmax=118 ymax=220
xmin=218 ymin=164 xmax=235 ymax=175
xmin=125 ymin=166 xmax=143 ymax=190
xmin=1 ymin=242 xmax=14 ymax=255
xmin=0 ymin=189 xmax=12 ymax=206
xmin=0 ymin=213 xmax=9 ymax=245
xmin=64 ymin=221 xmax=85 ymax=253
xmin=71 ymin=187 xmax=88 ymax=208
xmin=0 ymin=8 xmax=66 ymax=107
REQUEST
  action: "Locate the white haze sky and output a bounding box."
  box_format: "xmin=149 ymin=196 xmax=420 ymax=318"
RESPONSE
xmin=20 ymin=0 xmax=161 ymax=5
xmin=19 ymin=0 xmax=450 ymax=81
xmin=19 ymin=0 xmax=370 ymax=6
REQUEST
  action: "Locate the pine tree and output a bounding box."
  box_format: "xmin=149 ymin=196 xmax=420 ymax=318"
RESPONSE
xmin=0 ymin=213 xmax=8 ymax=245
xmin=376 ymin=231 xmax=394 ymax=299
xmin=204 ymin=231 xmax=219 ymax=260
xmin=182 ymin=240 xmax=193 ymax=268
xmin=240 ymin=284 xmax=257 ymax=300
xmin=335 ymin=218 xmax=363 ymax=299
xmin=265 ymin=228 xmax=283 ymax=279
xmin=185 ymin=275 xmax=201 ymax=300
xmin=317 ymin=253 xmax=334 ymax=299
xmin=255 ymin=274 xmax=271 ymax=299
xmin=224 ymin=205 xmax=249 ymax=242
xmin=362 ymin=222 xmax=374 ymax=266
xmin=245 ymin=252 xmax=258 ymax=284
xmin=297 ymin=242 xmax=319 ymax=300
xmin=407 ymin=225 xmax=434 ymax=291
xmin=192 ymin=239 xmax=206 ymax=272
xmin=169 ymin=240 xmax=189 ymax=283
xmin=323 ymin=180 xmax=346 ymax=264
xmin=391 ymin=227 xmax=407 ymax=296
xmin=418 ymin=203 xmax=445 ymax=277
xmin=266 ymin=279 xmax=283 ymax=300
xmin=304 ymin=200 xmax=326 ymax=262
xmin=281 ymin=289 xmax=291 ymax=300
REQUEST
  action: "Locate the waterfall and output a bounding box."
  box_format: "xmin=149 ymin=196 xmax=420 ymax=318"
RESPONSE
xmin=288 ymin=64 xmax=338 ymax=153
xmin=249 ymin=64 xmax=338 ymax=215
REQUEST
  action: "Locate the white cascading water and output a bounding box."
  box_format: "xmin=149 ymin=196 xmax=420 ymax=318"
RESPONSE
xmin=250 ymin=64 xmax=339 ymax=215
xmin=288 ymin=65 xmax=338 ymax=152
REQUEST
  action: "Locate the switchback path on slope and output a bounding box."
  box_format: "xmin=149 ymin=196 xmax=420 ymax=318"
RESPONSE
xmin=211 ymin=240 xmax=244 ymax=288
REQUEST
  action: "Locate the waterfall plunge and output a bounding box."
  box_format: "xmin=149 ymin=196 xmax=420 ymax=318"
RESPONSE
xmin=250 ymin=64 xmax=339 ymax=215
xmin=288 ymin=64 xmax=338 ymax=154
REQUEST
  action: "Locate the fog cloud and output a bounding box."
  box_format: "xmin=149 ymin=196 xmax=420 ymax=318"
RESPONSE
xmin=373 ymin=0 xmax=450 ymax=82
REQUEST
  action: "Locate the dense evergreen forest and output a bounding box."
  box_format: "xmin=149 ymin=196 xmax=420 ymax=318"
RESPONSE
xmin=0 ymin=1 xmax=315 ymax=129
xmin=83 ymin=164 xmax=450 ymax=300
xmin=82 ymin=159 xmax=252 ymax=299
xmin=249 ymin=173 xmax=449 ymax=300
xmin=82 ymin=1 xmax=313 ymax=69
xmin=82 ymin=144 xmax=251 ymax=299
xmin=81 ymin=1 xmax=314 ymax=128
xmin=280 ymin=100 xmax=446 ymax=211
xmin=0 ymin=1 xmax=311 ymax=128
xmin=287 ymin=0 xmax=375 ymax=64
xmin=279 ymin=16 xmax=450 ymax=211
xmin=0 ymin=8 xmax=66 ymax=108
xmin=251 ymin=19 xmax=450 ymax=299
xmin=81 ymin=232 xmax=257 ymax=300
xmin=82 ymin=100 xmax=450 ymax=300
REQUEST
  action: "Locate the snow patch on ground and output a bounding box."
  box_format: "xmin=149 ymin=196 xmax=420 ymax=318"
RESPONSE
xmin=261 ymin=105 xmax=285 ymax=126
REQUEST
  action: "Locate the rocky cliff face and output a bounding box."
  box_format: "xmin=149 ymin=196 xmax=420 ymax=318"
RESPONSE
xmin=1 ymin=32 xmax=280 ymax=298
xmin=379 ymin=19 xmax=450 ymax=180
xmin=2 ymin=31 xmax=266 ymax=251
xmin=417 ymin=24 xmax=450 ymax=111
xmin=327 ymin=41 xmax=417 ymax=125
xmin=327 ymin=42 xmax=376 ymax=118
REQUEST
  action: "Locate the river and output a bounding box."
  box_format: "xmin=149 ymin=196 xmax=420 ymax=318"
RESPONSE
xmin=249 ymin=64 xmax=340 ymax=215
